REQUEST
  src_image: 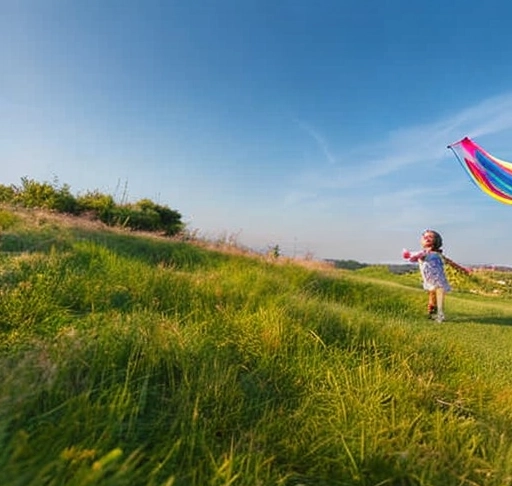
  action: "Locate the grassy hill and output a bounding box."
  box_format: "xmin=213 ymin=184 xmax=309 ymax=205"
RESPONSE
xmin=1 ymin=207 xmax=512 ymax=486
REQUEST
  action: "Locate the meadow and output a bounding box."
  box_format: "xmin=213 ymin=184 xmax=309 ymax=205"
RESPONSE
xmin=1 ymin=207 xmax=512 ymax=486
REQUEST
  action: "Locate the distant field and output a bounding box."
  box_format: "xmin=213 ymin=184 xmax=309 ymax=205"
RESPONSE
xmin=1 ymin=207 xmax=512 ymax=486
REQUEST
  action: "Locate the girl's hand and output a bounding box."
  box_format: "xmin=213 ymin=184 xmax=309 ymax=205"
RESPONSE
xmin=402 ymin=249 xmax=411 ymax=259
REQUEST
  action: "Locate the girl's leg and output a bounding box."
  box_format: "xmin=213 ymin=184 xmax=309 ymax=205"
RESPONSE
xmin=435 ymin=288 xmax=445 ymax=322
xmin=427 ymin=290 xmax=437 ymax=318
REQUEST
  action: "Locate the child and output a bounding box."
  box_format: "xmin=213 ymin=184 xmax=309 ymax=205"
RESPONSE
xmin=402 ymin=229 xmax=468 ymax=323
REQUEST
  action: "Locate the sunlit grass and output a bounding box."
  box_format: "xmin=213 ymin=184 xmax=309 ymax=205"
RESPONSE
xmin=1 ymin=208 xmax=512 ymax=485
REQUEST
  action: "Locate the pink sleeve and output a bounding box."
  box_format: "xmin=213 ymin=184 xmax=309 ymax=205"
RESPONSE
xmin=405 ymin=250 xmax=426 ymax=262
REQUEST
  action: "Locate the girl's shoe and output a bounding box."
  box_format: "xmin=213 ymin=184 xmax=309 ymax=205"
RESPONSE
xmin=435 ymin=312 xmax=445 ymax=323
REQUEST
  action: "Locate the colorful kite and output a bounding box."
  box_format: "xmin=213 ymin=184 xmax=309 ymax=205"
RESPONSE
xmin=448 ymin=137 xmax=512 ymax=204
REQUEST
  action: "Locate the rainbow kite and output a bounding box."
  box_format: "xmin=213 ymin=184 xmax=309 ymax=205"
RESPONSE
xmin=448 ymin=137 xmax=512 ymax=204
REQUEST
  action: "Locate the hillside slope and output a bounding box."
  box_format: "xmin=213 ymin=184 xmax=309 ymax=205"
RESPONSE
xmin=1 ymin=208 xmax=512 ymax=486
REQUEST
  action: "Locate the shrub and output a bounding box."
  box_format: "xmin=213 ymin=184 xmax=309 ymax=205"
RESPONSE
xmin=12 ymin=177 xmax=79 ymax=214
xmin=0 ymin=209 xmax=18 ymax=229
xmin=0 ymin=184 xmax=16 ymax=203
xmin=108 ymin=199 xmax=184 ymax=236
xmin=134 ymin=199 xmax=183 ymax=236
xmin=2 ymin=178 xmax=184 ymax=238
xmin=76 ymin=190 xmax=116 ymax=221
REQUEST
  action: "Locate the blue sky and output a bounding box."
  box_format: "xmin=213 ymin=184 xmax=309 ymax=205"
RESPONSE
xmin=3 ymin=1 xmax=512 ymax=265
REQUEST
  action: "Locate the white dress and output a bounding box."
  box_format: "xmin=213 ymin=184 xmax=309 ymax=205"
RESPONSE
xmin=418 ymin=251 xmax=451 ymax=291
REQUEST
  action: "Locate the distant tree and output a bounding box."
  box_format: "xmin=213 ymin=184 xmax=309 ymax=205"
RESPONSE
xmin=326 ymin=259 xmax=368 ymax=270
xmin=267 ymin=244 xmax=280 ymax=259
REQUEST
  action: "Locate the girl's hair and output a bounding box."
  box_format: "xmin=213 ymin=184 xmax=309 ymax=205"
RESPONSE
xmin=423 ymin=229 xmax=443 ymax=252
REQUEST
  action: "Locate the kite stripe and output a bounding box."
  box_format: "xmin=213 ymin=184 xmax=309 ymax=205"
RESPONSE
xmin=448 ymin=137 xmax=512 ymax=204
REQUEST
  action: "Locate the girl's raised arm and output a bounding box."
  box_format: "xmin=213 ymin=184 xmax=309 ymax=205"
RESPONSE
xmin=443 ymin=255 xmax=471 ymax=274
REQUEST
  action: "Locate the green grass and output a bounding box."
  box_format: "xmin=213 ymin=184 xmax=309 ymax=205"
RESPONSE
xmin=2 ymin=208 xmax=512 ymax=485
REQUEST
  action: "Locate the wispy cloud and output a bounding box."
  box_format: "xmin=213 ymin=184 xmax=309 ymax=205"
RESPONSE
xmin=447 ymin=92 xmax=512 ymax=139
xmin=293 ymin=118 xmax=337 ymax=165
xmin=291 ymin=91 xmax=512 ymax=194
